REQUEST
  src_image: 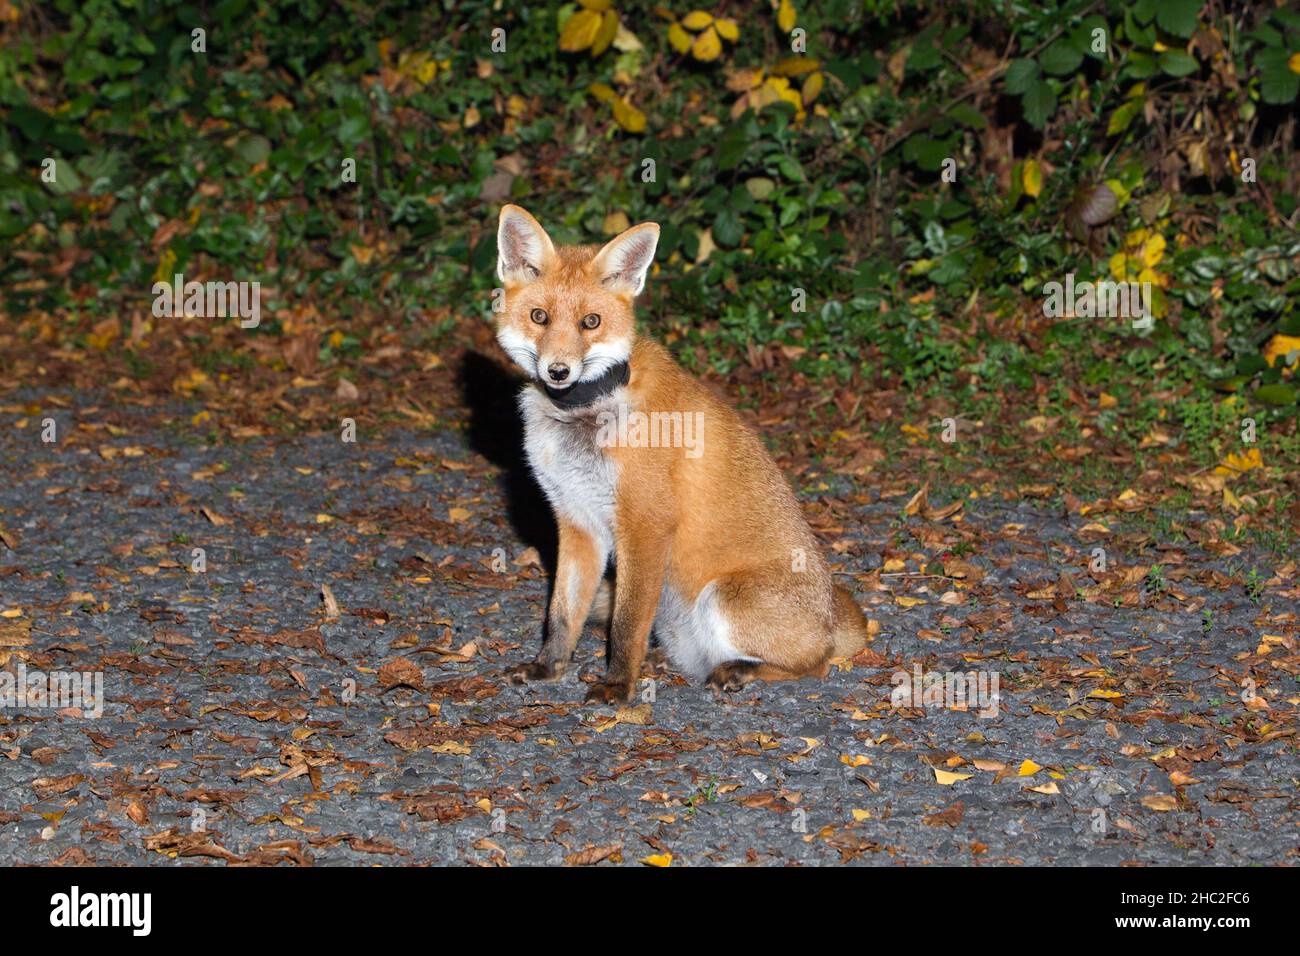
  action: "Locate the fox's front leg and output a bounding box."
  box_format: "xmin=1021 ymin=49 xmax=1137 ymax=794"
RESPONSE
xmin=508 ymin=519 xmax=606 ymax=683
xmin=586 ymin=520 xmax=670 ymax=705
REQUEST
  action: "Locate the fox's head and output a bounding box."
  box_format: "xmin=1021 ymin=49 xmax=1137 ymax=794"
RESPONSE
xmin=494 ymin=204 xmax=659 ymax=392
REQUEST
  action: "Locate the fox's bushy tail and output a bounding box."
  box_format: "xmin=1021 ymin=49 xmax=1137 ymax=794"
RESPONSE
xmin=831 ymin=585 xmax=870 ymax=658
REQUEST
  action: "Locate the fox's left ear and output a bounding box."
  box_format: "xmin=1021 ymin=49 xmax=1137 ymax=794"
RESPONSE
xmin=592 ymin=221 xmax=660 ymax=297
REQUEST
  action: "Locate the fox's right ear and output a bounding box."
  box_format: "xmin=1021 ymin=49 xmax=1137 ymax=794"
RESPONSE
xmin=497 ymin=205 xmax=557 ymax=286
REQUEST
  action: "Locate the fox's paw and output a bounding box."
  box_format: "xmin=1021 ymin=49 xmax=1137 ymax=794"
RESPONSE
xmin=505 ymin=659 xmax=566 ymax=684
xmin=584 ymin=679 xmax=635 ymax=706
xmin=706 ymin=660 xmax=761 ymax=692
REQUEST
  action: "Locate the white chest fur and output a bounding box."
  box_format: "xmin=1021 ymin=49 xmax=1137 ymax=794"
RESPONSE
xmin=519 ymin=387 xmax=619 ymax=560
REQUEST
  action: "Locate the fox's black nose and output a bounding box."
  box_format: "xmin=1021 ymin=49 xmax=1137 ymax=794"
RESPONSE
xmin=547 ymin=363 xmax=570 ymax=382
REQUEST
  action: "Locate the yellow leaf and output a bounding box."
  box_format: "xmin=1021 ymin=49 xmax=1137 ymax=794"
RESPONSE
xmin=851 ymin=809 xmax=872 ymax=821
xmin=1214 ymin=447 xmax=1262 ymax=477
xmin=1022 ymin=158 xmax=1043 ymax=198
xmin=667 ymin=22 xmax=693 ymax=53
xmin=1263 ymin=334 xmax=1300 ymax=368
xmin=413 ymin=57 xmax=438 ymax=86
xmin=680 ymin=10 xmax=714 ymax=30
xmin=801 ymin=71 xmax=824 ymax=104
xmin=777 ymin=0 xmax=797 ymax=33
xmin=894 ymin=595 xmax=925 ymax=608
xmin=588 ymin=82 xmax=617 ymax=103
xmin=591 ymin=10 xmax=619 ymax=57
xmin=1017 ymin=759 xmax=1042 ymax=776
xmin=1289 ymin=52 xmax=1300 ymax=74
xmin=559 ymin=9 xmax=602 ymax=52
xmin=1141 ymin=233 xmax=1166 ymax=267
xmin=578 ymin=0 xmax=612 ymax=10
xmin=640 ymin=853 xmax=673 ymax=867
xmin=933 ymin=768 xmax=973 ymax=785
xmin=772 ymin=56 xmax=821 ymax=76
xmin=840 ymin=754 xmax=871 ymax=767
xmin=611 ymin=97 xmax=647 ymax=133
xmin=1109 ymin=251 xmax=1129 ymax=280
xmin=1222 ymin=486 xmax=1242 ymax=512
xmin=1088 ymin=689 xmax=1124 ymax=699
xmin=154 ymin=247 xmax=177 ymax=285
xmin=448 ymin=506 xmax=471 ymax=523
xmin=691 ymin=25 xmax=722 ymax=61
xmin=715 ymin=18 xmax=739 ymax=41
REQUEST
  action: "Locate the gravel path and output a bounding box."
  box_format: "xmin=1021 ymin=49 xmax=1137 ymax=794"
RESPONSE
xmin=1 ymin=394 xmax=1296 ymax=865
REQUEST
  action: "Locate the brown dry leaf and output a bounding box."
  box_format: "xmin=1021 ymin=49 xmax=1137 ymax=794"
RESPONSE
xmin=564 ymin=844 xmax=622 ymax=866
xmin=1140 ymin=794 xmax=1178 ymax=812
xmin=904 ymin=484 xmax=929 ymax=517
xmin=923 ymin=499 xmax=964 ymax=522
xmin=378 ymin=657 xmax=425 ymax=691
xmin=594 ymin=702 xmax=653 ymax=731
xmin=513 ymin=547 xmax=542 ymax=568
xmin=126 ymin=798 xmax=150 ymax=825
xmin=321 ymin=583 xmax=341 ymax=619
xmin=922 ymin=800 xmax=965 ymax=828
xmin=200 ymin=506 xmax=227 ymax=526
xmin=0 ymin=618 xmax=32 ymax=647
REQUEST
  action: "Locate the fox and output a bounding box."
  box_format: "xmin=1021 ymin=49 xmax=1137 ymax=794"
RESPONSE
xmin=494 ymin=203 xmax=870 ymax=704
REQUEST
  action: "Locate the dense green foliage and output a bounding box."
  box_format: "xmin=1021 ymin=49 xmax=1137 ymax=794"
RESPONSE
xmin=2 ymin=0 xmax=1298 ymax=464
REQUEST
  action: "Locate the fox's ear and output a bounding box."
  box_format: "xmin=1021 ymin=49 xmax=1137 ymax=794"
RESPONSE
xmin=592 ymin=221 xmax=659 ymax=297
xmin=497 ymin=204 xmax=557 ymax=285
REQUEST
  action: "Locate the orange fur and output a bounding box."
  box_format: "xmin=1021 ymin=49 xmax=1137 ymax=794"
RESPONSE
xmin=496 ymin=204 xmax=869 ymax=702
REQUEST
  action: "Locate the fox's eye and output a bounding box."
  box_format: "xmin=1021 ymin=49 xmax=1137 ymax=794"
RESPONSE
xmin=581 ymin=313 xmax=601 ymax=330
xmin=530 ymin=308 xmax=548 ymax=325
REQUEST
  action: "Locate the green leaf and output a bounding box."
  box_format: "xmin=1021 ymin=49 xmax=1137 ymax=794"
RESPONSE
xmin=1022 ymin=80 xmax=1057 ymax=129
xmin=1004 ymin=57 xmax=1040 ymax=95
xmin=1155 ymin=0 xmax=1200 ymax=38
xmin=234 ymin=134 xmax=271 ymax=165
xmin=713 ymin=207 xmax=744 ymax=248
xmin=1041 ymin=40 xmax=1083 ymax=76
xmin=1159 ymin=50 xmax=1198 ymax=77
xmin=1107 ymin=98 xmax=1143 ymax=135
xmin=1258 ymin=48 xmax=1300 ymax=104
xmin=1254 ymin=383 xmax=1297 ymax=406
xmin=947 ymin=103 xmax=988 ymax=129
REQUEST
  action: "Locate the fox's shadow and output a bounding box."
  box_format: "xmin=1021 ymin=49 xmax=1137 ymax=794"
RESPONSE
xmin=459 ymin=350 xmax=559 ymax=580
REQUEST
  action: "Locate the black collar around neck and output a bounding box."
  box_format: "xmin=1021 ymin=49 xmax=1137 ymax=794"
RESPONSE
xmin=541 ymin=361 xmax=630 ymax=409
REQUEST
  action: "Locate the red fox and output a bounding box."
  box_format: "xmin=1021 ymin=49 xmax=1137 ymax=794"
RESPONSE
xmin=495 ymin=204 xmax=869 ymax=704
